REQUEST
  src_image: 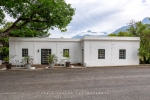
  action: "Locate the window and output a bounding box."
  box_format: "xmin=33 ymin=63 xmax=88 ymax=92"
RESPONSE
xmin=98 ymin=49 xmax=105 ymax=59
xmin=63 ymin=49 xmax=69 ymax=57
xmin=22 ymin=48 xmax=28 ymax=57
xmin=119 ymin=49 xmax=126 ymax=59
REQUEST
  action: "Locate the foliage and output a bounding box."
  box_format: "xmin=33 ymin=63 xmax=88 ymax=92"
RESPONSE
xmin=1 ymin=46 xmax=9 ymax=55
xmin=47 ymin=54 xmax=58 ymax=64
xmin=109 ymin=31 xmax=132 ymax=37
xmin=3 ymin=55 xmax=16 ymax=62
xmin=0 ymin=22 xmax=50 ymax=37
xmin=118 ymin=31 xmax=132 ymax=36
xmin=0 ymin=0 xmax=75 ymax=36
xmin=0 ymin=37 xmax=9 ymax=47
xmin=0 ymin=46 xmax=9 ymax=59
xmin=108 ymin=33 xmax=117 ymax=36
xmin=0 ymin=9 xmax=5 ymax=25
xmin=136 ymin=27 xmax=150 ymax=63
xmin=127 ymin=21 xmax=150 ymax=63
xmin=127 ymin=21 xmax=147 ymax=37
xmin=21 ymin=55 xmax=34 ymax=64
xmin=10 ymin=26 xmax=50 ymax=37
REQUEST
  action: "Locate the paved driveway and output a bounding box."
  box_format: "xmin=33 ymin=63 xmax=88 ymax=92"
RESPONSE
xmin=0 ymin=66 xmax=150 ymax=100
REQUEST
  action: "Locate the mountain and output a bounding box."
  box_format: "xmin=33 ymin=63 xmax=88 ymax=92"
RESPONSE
xmin=142 ymin=17 xmax=150 ymax=24
xmin=72 ymin=30 xmax=107 ymax=38
xmin=112 ymin=25 xmax=130 ymax=34
xmin=112 ymin=17 xmax=150 ymax=34
xmin=72 ymin=34 xmax=91 ymax=38
xmin=72 ymin=17 xmax=150 ymax=38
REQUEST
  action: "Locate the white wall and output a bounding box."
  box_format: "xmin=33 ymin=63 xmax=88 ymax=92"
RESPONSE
xmin=83 ymin=40 xmax=139 ymax=67
xmin=9 ymin=37 xmax=140 ymax=67
xmin=111 ymin=41 xmax=139 ymax=66
xmin=35 ymin=41 xmax=82 ymax=64
xmin=9 ymin=40 xmax=82 ymax=65
xmin=9 ymin=41 xmax=35 ymax=65
xmin=84 ymin=40 xmax=111 ymax=66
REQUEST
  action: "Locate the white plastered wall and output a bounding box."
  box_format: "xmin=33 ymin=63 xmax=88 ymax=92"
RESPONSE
xmin=9 ymin=41 xmax=34 ymax=65
xmin=9 ymin=38 xmax=82 ymax=65
xmin=35 ymin=41 xmax=82 ymax=64
xmin=9 ymin=37 xmax=140 ymax=67
xmin=83 ymin=40 xmax=139 ymax=67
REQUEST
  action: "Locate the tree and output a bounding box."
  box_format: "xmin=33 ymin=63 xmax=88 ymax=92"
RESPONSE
xmin=138 ymin=30 xmax=150 ymax=63
xmin=127 ymin=21 xmax=147 ymax=37
xmin=108 ymin=31 xmax=131 ymax=37
xmin=0 ymin=0 xmax=75 ymax=36
xmin=117 ymin=31 xmax=132 ymax=36
xmin=9 ymin=22 xmax=50 ymax=37
xmin=108 ymin=33 xmax=117 ymax=36
xmin=0 ymin=9 xmax=5 ymax=25
xmin=0 ymin=0 xmax=75 ymax=59
xmin=127 ymin=21 xmax=150 ymax=63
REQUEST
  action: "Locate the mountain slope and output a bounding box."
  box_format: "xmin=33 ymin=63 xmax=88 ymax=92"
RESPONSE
xmin=112 ymin=26 xmax=130 ymax=34
xmin=142 ymin=17 xmax=150 ymax=24
xmin=112 ymin=17 xmax=150 ymax=34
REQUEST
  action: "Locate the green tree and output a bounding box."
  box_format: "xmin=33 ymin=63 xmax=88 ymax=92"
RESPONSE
xmin=0 ymin=9 xmax=5 ymax=25
xmin=138 ymin=30 xmax=150 ymax=63
xmin=0 ymin=21 xmax=50 ymax=46
xmin=109 ymin=31 xmax=131 ymax=36
xmin=0 ymin=0 xmax=75 ymax=36
xmin=127 ymin=21 xmax=150 ymax=63
xmin=108 ymin=33 xmax=117 ymax=36
xmin=117 ymin=31 xmax=132 ymax=36
xmin=127 ymin=21 xmax=147 ymax=37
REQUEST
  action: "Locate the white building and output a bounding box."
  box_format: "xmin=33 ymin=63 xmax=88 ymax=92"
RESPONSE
xmin=9 ymin=36 xmax=140 ymax=67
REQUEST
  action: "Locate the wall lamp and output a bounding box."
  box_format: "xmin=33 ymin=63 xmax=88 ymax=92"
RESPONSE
xmin=37 ymin=49 xmax=39 ymax=52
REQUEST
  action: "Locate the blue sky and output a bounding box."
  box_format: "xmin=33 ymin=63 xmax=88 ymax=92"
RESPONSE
xmin=5 ymin=0 xmax=150 ymax=38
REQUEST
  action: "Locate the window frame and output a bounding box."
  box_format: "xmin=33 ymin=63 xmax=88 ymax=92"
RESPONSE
xmin=98 ymin=49 xmax=105 ymax=59
xmin=63 ymin=49 xmax=69 ymax=57
xmin=119 ymin=49 xmax=126 ymax=59
xmin=22 ymin=48 xmax=28 ymax=57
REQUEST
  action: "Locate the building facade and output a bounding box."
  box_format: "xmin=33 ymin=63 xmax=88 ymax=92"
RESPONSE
xmin=9 ymin=36 xmax=140 ymax=67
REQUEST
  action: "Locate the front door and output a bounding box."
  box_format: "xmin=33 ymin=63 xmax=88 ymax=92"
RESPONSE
xmin=41 ymin=49 xmax=51 ymax=64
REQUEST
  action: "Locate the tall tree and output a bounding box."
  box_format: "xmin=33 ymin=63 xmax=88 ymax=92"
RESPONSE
xmin=0 ymin=0 xmax=75 ymax=36
xmin=127 ymin=21 xmax=150 ymax=63
xmin=138 ymin=30 xmax=150 ymax=63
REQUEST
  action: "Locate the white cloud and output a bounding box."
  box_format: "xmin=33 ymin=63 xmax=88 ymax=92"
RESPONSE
xmin=53 ymin=0 xmax=150 ymax=37
xmin=3 ymin=0 xmax=150 ymax=38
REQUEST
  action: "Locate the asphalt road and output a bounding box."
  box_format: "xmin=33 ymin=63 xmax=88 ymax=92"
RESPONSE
xmin=0 ymin=66 xmax=150 ymax=100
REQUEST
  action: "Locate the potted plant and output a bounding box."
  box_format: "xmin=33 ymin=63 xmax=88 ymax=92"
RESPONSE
xmin=21 ymin=55 xmax=33 ymax=69
xmin=64 ymin=53 xmax=70 ymax=67
xmin=3 ymin=55 xmax=16 ymax=69
xmin=47 ymin=54 xmax=58 ymax=68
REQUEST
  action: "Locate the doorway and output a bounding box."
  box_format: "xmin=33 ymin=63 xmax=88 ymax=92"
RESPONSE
xmin=41 ymin=49 xmax=51 ymax=64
